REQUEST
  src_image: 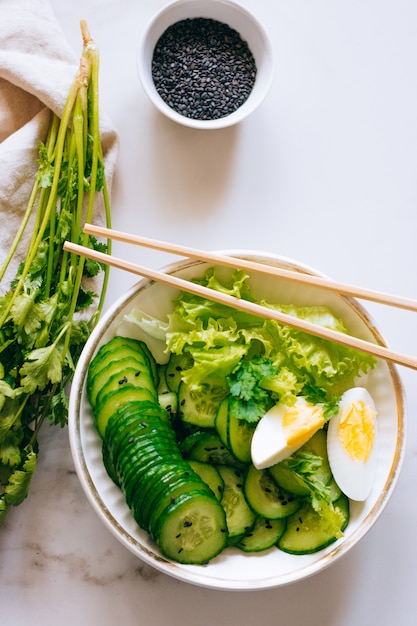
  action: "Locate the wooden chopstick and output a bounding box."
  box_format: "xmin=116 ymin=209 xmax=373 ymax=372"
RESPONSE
xmin=83 ymin=223 xmax=417 ymax=313
xmin=63 ymin=240 xmax=417 ymax=370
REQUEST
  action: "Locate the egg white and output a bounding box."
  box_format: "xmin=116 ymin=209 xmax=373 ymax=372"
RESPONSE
xmin=327 ymin=387 xmax=378 ymax=501
xmin=251 ymin=396 xmax=324 ymax=470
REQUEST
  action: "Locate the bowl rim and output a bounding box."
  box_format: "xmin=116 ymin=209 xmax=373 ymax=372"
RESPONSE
xmin=68 ymin=251 xmax=407 ymax=590
xmin=137 ymin=0 xmax=275 ymax=129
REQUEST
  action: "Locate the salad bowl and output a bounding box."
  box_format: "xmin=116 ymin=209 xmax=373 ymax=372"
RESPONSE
xmin=68 ymin=252 xmax=405 ymax=590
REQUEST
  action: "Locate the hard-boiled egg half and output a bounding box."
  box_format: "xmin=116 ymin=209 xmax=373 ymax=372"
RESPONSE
xmin=251 ymin=396 xmax=326 ymax=470
xmin=327 ymin=387 xmax=378 ymax=501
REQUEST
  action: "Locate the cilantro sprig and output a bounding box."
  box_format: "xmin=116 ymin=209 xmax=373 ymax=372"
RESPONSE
xmin=0 ymin=22 xmax=112 ymax=524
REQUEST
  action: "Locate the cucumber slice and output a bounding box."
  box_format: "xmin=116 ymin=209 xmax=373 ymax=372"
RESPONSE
xmin=146 ymin=472 xmax=213 ymax=537
xmin=178 ymin=380 xmax=227 ymax=429
xmin=215 ymin=397 xmax=229 ymax=446
xmin=217 ymin=464 xmax=256 ymax=540
xmin=165 ymin=352 xmax=193 ymax=393
xmin=88 ymin=355 xmax=148 ymax=407
xmin=227 ymin=407 xmax=256 ymax=464
xmin=94 ymin=366 xmax=157 ymax=410
xmin=268 ymin=463 xmax=310 ymax=497
xmin=94 ymin=385 xmax=157 ymax=438
xmin=102 ymin=439 xmax=119 ymax=485
xmin=158 ymin=391 xmax=178 ymax=419
xmin=156 ymin=490 xmax=228 ymax=564
xmin=237 ymin=516 xmax=286 ymax=553
xmin=187 ymin=432 xmax=243 ymax=468
xmin=244 ymin=465 xmax=300 ymax=519
xmin=88 ymin=336 xmax=157 ymax=385
xmin=179 ymin=430 xmax=211 ymax=456
xmin=135 ymin=463 xmax=199 ymax=530
xmin=188 ymin=460 xmax=224 ymax=501
xmin=277 ymin=494 xmax=350 ymax=555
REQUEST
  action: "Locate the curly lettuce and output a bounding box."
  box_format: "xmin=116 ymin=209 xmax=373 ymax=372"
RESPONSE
xmin=125 ymin=268 xmax=376 ymax=415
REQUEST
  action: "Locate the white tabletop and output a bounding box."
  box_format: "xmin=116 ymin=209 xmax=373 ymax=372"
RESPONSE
xmin=2 ymin=1 xmax=417 ymax=624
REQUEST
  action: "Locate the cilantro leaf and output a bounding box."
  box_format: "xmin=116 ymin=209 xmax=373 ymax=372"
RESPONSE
xmin=0 ymin=446 xmax=37 ymax=525
xmin=227 ymin=356 xmax=276 ymax=423
xmin=301 ymin=382 xmax=341 ymax=421
xmin=19 ymin=344 xmax=63 ymax=393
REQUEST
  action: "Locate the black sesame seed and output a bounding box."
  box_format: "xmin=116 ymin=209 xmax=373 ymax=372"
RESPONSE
xmin=151 ymin=17 xmax=257 ymax=121
xmin=134 ymin=370 xmax=141 ymax=377
xmin=184 ymin=520 xmax=193 ymax=528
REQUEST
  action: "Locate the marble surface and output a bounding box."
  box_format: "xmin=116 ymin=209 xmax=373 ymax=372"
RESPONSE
xmin=2 ymin=0 xmax=417 ymax=624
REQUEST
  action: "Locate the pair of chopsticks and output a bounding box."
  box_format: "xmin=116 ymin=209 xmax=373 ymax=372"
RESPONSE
xmin=63 ymin=224 xmax=417 ymax=371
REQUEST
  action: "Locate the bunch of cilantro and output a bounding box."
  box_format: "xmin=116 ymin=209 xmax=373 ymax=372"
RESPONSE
xmin=0 ymin=23 xmax=111 ymax=525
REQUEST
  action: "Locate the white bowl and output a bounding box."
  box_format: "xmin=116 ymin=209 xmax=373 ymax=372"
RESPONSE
xmin=137 ymin=0 xmax=275 ymax=129
xmin=68 ymin=253 xmax=406 ymax=590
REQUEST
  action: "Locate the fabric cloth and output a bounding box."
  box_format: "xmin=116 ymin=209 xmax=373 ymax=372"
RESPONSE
xmin=0 ymin=0 xmax=119 ymax=291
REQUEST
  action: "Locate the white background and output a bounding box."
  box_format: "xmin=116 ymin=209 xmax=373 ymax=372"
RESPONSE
xmin=2 ymin=1 xmax=417 ymax=624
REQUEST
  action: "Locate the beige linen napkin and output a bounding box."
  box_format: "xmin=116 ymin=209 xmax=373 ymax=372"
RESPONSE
xmin=0 ymin=0 xmax=119 ymax=292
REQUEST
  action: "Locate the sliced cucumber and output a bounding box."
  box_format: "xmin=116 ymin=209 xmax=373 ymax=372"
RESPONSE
xmin=244 ymin=465 xmax=300 ymax=519
xmin=215 ymin=397 xmax=229 ymax=446
xmin=186 ymin=432 xmax=243 ymax=468
xmin=227 ymin=407 xmax=256 ymax=464
xmin=237 ymin=516 xmax=286 ymax=553
xmin=88 ymin=354 xmax=150 ymax=408
xmin=164 ymin=352 xmax=193 ymax=393
xmin=146 ymin=471 xmax=214 ymax=537
xmin=178 ymin=380 xmax=227 ymax=429
xmin=268 ymin=463 xmax=310 ymax=497
xmin=94 ymin=366 xmax=157 ymax=408
xmin=215 ymin=396 xmax=255 ymax=463
xmin=94 ymin=385 xmax=157 ymax=438
xmin=155 ymin=489 xmax=228 ymax=565
xmin=217 ymin=464 xmax=256 ymax=540
xmin=188 ymin=460 xmax=224 ymax=501
xmin=88 ymin=336 xmax=158 ymax=387
xmin=277 ymin=494 xmax=350 ymax=555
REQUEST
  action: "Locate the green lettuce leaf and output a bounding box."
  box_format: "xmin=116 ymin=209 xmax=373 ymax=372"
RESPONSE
xmin=124 ymin=268 xmax=376 ymax=411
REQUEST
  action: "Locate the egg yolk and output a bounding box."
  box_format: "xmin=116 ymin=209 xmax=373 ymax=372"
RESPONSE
xmin=282 ymin=402 xmax=325 ymax=447
xmin=337 ymin=400 xmax=376 ymax=462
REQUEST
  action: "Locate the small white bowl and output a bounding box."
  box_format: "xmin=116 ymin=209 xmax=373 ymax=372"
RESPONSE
xmin=137 ymin=0 xmax=275 ymax=129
